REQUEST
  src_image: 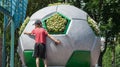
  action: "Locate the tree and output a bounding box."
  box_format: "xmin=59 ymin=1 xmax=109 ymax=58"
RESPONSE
xmin=0 ymin=13 xmax=3 ymax=37
xmin=76 ymin=0 xmax=120 ymax=66
xmin=26 ymin=0 xmax=58 ymax=16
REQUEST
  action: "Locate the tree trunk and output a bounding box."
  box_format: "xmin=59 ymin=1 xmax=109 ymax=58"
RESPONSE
xmin=98 ymin=31 xmax=108 ymax=66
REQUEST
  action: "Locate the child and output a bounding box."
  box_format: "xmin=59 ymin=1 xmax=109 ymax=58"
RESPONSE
xmin=24 ymin=20 xmax=61 ymax=67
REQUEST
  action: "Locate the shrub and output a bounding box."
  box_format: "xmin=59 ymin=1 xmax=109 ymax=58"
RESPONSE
xmin=19 ymin=16 xmax=30 ymax=35
xmin=45 ymin=13 xmax=68 ymax=34
xmin=88 ymin=16 xmax=100 ymax=36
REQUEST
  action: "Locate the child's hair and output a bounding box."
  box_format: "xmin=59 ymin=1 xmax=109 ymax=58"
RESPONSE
xmin=34 ymin=20 xmax=42 ymax=27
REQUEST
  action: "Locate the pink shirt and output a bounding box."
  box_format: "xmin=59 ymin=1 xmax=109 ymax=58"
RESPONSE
xmin=31 ymin=28 xmax=48 ymax=44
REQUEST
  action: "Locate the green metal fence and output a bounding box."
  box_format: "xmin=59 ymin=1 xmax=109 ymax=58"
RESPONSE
xmin=0 ymin=0 xmax=28 ymax=67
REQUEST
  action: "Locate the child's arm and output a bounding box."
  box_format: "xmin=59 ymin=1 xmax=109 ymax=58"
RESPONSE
xmin=47 ymin=34 xmax=61 ymax=45
xmin=24 ymin=32 xmax=32 ymax=35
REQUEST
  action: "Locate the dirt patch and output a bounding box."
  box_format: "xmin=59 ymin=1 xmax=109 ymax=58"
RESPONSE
xmin=0 ymin=38 xmax=2 ymax=66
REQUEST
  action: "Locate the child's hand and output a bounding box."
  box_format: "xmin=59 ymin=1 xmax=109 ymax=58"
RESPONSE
xmin=24 ymin=32 xmax=31 ymax=35
xmin=24 ymin=32 xmax=27 ymax=34
xmin=55 ymin=40 xmax=61 ymax=45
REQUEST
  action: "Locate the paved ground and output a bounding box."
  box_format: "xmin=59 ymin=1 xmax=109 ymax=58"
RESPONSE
xmin=0 ymin=38 xmax=2 ymax=66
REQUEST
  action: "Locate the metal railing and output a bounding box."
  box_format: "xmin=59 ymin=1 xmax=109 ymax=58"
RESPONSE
xmin=0 ymin=0 xmax=28 ymax=67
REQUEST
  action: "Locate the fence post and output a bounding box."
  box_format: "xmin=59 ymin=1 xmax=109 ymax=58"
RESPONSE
xmin=10 ymin=20 xmax=14 ymax=67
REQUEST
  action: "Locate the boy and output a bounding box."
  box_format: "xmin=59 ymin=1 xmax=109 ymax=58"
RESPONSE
xmin=24 ymin=20 xmax=61 ymax=67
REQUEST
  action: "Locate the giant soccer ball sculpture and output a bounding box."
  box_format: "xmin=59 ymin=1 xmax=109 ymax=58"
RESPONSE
xmin=18 ymin=5 xmax=101 ymax=67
